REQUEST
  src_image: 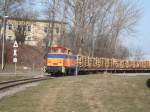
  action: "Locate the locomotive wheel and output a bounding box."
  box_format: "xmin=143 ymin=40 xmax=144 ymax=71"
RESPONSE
xmin=146 ymin=79 xmax=150 ymax=88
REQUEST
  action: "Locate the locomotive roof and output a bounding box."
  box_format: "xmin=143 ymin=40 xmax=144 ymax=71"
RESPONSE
xmin=50 ymin=46 xmax=71 ymax=51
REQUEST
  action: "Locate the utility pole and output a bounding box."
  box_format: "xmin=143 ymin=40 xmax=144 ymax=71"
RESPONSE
xmin=49 ymin=0 xmax=56 ymax=47
xmin=1 ymin=0 xmax=7 ymax=70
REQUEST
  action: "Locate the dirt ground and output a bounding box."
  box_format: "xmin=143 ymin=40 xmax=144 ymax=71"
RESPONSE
xmin=0 ymin=74 xmax=150 ymax=112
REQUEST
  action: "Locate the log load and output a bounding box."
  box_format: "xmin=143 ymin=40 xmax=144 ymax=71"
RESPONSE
xmin=77 ymin=56 xmax=150 ymax=70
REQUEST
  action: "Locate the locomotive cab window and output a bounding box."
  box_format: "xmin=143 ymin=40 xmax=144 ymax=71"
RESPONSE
xmin=49 ymin=49 xmax=58 ymax=53
xmin=68 ymin=50 xmax=72 ymax=55
xmin=58 ymin=49 xmax=62 ymax=53
xmin=61 ymin=49 xmax=65 ymax=53
xmin=61 ymin=49 xmax=66 ymax=54
xmin=52 ymin=49 xmax=58 ymax=53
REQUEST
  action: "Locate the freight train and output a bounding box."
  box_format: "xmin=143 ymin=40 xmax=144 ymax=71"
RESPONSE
xmin=46 ymin=46 xmax=150 ymax=75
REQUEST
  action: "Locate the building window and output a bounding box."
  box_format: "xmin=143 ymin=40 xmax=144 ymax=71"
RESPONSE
xmin=8 ymin=24 xmax=13 ymax=30
xmin=44 ymin=27 xmax=48 ymax=33
xmin=17 ymin=25 xmax=27 ymax=31
xmin=7 ymin=36 xmax=12 ymax=41
xmin=22 ymin=25 xmax=26 ymax=31
xmin=61 ymin=30 xmax=65 ymax=35
xmin=17 ymin=25 xmax=21 ymax=30
xmin=27 ymin=26 xmax=31 ymax=31
xmin=28 ymin=37 xmax=31 ymax=41
xmin=56 ymin=27 xmax=59 ymax=34
xmin=25 ymin=37 xmax=28 ymax=41
xmin=26 ymin=37 xmax=33 ymax=41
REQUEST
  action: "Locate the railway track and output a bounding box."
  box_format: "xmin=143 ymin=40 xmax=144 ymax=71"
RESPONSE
xmin=0 ymin=76 xmax=53 ymax=91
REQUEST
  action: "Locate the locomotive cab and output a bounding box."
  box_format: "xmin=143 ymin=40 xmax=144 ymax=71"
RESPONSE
xmin=49 ymin=47 xmax=70 ymax=54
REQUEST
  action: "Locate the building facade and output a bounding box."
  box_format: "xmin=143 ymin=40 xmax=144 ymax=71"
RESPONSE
xmin=0 ymin=18 xmax=66 ymax=46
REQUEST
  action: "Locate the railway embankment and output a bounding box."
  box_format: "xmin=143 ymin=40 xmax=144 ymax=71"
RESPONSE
xmin=0 ymin=76 xmax=52 ymax=100
xmin=0 ymin=43 xmax=45 ymax=68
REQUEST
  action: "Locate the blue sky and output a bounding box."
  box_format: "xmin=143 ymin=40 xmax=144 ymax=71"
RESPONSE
xmin=139 ymin=0 xmax=150 ymax=58
xmin=126 ymin=0 xmax=150 ymax=59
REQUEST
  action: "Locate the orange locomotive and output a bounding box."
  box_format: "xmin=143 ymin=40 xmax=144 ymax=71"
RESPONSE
xmin=46 ymin=46 xmax=78 ymax=75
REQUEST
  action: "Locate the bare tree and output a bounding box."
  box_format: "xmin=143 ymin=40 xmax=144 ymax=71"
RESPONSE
xmin=63 ymin=0 xmax=141 ymax=59
xmin=0 ymin=0 xmax=26 ymax=16
xmin=42 ymin=0 xmax=62 ymax=48
xmin=12 ymin=7 xmax=38 ymax=44
xmin=0 ymin=0 xmax=37 ymax=44
xmin=132 ymin=47 xmax=144 ymax=60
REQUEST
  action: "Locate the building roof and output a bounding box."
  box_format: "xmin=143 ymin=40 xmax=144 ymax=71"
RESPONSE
xmin=1 ymin=17 xmax=67 ymax=24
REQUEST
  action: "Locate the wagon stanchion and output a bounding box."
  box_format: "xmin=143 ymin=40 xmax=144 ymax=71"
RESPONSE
xmin=75 ymin=55 xmax=79 ymax=76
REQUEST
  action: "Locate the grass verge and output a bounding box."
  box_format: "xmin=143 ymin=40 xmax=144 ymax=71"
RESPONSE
xmin=0 ymin=76 xmax=28 ymax=82
xmin=0 ymin=74 xmax=150 ymax=112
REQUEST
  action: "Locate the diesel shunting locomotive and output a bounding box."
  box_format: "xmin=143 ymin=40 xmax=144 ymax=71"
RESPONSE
xmin=46 ymin=46 xmax=78 ymax=75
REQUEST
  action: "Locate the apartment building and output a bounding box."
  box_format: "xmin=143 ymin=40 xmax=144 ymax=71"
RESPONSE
xmin=0 ymin=18 xmax=66 ymax=46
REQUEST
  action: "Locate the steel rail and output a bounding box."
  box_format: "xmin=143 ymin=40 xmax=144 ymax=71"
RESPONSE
xmin=0 ymin=77 xmax=48 ymax=85
xmin=0 ymin=77 xmax=53 ymax=91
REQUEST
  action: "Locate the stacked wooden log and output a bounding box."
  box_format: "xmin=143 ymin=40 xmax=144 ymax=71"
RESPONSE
xmin=77 ymin=55 xmax=150 ymax=70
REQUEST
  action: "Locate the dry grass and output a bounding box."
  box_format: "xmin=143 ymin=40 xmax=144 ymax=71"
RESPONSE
xmin=0 ymin=76 xmax=27 ymax=82
xmin=0 ymin=74 xmax=150 ymax=112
